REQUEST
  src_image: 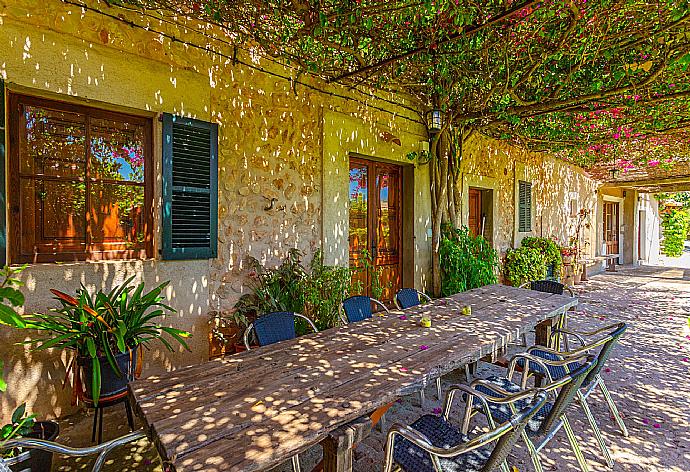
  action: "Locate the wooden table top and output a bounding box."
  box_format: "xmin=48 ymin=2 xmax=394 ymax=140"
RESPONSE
xmin=130 ymin=284 xmax=577 ymax=472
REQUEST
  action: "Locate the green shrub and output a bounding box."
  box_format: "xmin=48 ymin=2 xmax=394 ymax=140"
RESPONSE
xmin=439 ymin=225 xmax=499 ymax=296
xmin=520 ymin=237 xmax=562 ymax=274
xmin=661 ymin=209 xmax=690 ymax=257
xmin=504 ymin=246 xmax=547 ymax=287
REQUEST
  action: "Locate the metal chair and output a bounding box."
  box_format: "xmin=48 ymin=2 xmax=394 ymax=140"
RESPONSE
xmin=393 ymin=288 xmax=432 ymax=310
xmin=383 ymin=387 xmax=548 ymax=472
xmin=339 ymin=295 xmax=389 ymax=324
xmin=0 ymin=431 xmax=146 ymax=472
xmin=243 ymin=311 xmax=318 ymax=349
xmin=242 ymin=311 xmax=317 ymax=472
xmin=520 ymin=322 xmax=629 ymax=467
xmin=519 ymin=280 xmax=576 ymax=348
xmin=467 ymin=353 xmax=598 ymax=472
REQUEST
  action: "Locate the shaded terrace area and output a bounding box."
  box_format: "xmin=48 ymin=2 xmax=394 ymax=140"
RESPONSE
xmin=51 ymin=265 xmax=690 ymax=471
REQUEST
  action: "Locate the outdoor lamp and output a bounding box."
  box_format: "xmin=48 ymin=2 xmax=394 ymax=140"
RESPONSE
xmin=429 ymin=109 xmax=442 ymax=134
xmin=608 ymin=168 xmax=619 ymax=180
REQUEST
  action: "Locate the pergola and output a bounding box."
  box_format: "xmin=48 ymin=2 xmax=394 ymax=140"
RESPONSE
xmin=119 ymin=0 xmax=690 ymax=286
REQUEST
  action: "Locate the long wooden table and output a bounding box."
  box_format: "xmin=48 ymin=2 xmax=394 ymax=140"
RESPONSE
xmin=129 ymin=284 xmax=577 ymax=472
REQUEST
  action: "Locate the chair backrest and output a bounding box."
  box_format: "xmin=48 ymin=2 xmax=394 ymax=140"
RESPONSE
xmin=395 ymin=288 xmax=421 ymax=309
xmin=527 ymin=280 xmax=566 ymax=295
xmin=583 ymin=322 xmax=627 ymax=386
xmin=245 ymin=312 xmax=317 ymax=348
xmin=480 ymin=390 xmax=549 ymax=472
xmin=341 ymin=295 xmax=374 ymax=323
xmin=538 ymin=355 xmax=597 ymax=434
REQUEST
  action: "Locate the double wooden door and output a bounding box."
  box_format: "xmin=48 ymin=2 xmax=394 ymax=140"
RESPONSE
xmin=349 ymin=158 xmax=402 ymax=302
xmin=603 ymin=202 xmax=619 ymax=255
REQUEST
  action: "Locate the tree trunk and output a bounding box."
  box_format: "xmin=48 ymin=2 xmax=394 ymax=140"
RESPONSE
xmin=430 ymin=125 xmax=469 ymax=296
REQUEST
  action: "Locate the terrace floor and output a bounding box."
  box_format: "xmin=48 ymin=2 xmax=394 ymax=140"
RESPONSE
xmin=52 ymin=265 xmax=690 ymax=471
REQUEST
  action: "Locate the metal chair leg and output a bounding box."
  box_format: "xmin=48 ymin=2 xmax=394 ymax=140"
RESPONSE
xmin=578 ymin=392 xmax=614 ymax=468
xmin=522 ymin=431 xmax=544 ymax=472
xmin=436 ymin=377 xmax=442 ymax=400
xmin=598 ymin=378 xmax=629 ymax=437
xmin=562 ymin=415 xmax=590 ymax=472
xmin=464 ymin=364 xmax=471 ymax=382
xmin=291 ymin=454 xmax=301 ymax=472
xmin=418 ymin=388 xmax=426 ymax=406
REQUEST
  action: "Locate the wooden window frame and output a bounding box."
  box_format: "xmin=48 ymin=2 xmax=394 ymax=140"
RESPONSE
xmin=8 ymin=93 xmax=154 ymax=264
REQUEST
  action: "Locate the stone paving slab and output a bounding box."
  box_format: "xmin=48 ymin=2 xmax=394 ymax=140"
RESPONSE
xmin=52 ymin=266 xmax=690 ymax=471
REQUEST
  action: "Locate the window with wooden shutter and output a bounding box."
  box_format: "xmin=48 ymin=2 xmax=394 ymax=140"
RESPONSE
xmin=518 ymin=180 xmax=532 ymax=233
xmin=161 ymin=113 xmax=218 ymax=260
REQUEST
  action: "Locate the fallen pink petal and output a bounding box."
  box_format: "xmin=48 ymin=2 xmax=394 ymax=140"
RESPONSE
xmin=653 ymin=423 xmax=661 ymax=429
xmin=400 ymin=367 xmax=408 ymax=372
xmin=420 ymin=345 xmax=429 ymax=351
xmin=432 ymin=407 xmax=442 ymax=415
xmin=399 ymin=315 xmax=407 ymax=320
xmin=643 ymin=418 xmax=650 ymax=425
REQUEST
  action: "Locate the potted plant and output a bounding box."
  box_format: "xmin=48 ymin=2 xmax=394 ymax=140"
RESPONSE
xmin=5 ymin=277 xmax=191 ymax=405
xmin=0 ymin=267 xmax=59 ymax=472
xmin=1 ymin=402 xmax=59 ymax=472
xmin=208 ymin=310 xmax=248 ymax=359
xmin=504 ymin=246 xmax=547 ymax=287
xmin=521 ymin=237 xmax=562 ymax=281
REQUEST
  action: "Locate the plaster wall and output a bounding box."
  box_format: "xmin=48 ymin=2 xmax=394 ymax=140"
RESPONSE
xmin=0 ymin=0 xmax=427 ymax=420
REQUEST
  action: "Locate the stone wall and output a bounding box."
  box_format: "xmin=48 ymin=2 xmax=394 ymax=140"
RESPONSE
xmin=0 ymin=0 xmax=602 ymax=422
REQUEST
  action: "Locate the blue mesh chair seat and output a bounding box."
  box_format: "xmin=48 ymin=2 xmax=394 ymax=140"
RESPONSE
xmin=393 ymin=415 xmax=491 ymax=472
xmin=394 ymin=288 xmax=432 ymax=310
xmin=473 ymin=377 xmax=553 ymax=437
xmin=341 ymin=295 xmax=388 ymax=323
xmin=516 ymin=349 xmax=582 ymax=381
xmin=244 ymin=311 xmax=318 ymax=349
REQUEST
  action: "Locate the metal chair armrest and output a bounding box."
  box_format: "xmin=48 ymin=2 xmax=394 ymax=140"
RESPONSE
xmin=1 ymin=431 xmax=146 ymax=472
xmin=371 ymin=297 xmax=390 ymax=313
xmin=527 ymin=343 xmax=592 ymax=358
xmin=556 ymin=322 xmax=622 ymax=338
xmin=564 ymin=285 xmax=576 ymax=297
xmin=294 ymin=313 xmax=319 ymax=334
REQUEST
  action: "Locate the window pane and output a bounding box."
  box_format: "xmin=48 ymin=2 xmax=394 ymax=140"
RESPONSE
xmin=20 ymin=106 xmax=86 ymax=178
xmin=349 ymin=164 xmax=368 ymax=256
xmin=20 ymin=178 xmax=86 ymax=254
xmin=90 ymin=183 xmax=145 ymax=244
xmin=90 ymin=118 xmax=146 ymax=182
xmin=376 ymin=169 xmax=399 ymax=259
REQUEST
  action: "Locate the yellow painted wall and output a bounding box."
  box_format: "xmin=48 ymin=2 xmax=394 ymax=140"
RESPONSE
xmin=0 ymin=0 xmax=602 ymax=421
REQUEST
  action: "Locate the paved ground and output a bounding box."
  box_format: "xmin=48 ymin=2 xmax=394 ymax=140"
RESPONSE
xmin=52 ymin=265 xmax=690 ymax=471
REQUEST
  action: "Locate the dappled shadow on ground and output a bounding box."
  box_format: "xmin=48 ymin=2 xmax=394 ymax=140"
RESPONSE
xmin=54 ymin=266 xmax=690 ymax=471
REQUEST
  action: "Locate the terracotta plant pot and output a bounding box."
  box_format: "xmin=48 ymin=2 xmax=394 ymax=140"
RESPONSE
xmin=209 ymin=325 xmax=241 ymax=359
xmin=4 ymin=421 xmax=59 ymax=472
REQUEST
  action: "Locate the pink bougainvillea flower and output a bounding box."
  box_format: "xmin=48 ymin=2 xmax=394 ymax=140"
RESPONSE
xmin=399 ymin=315 xmax=408 ymax=320
xmin=653 ymin=423 xmax=661 ymax=429
xmin=642 ymin=418 xmax=650 ymax=425
xmin=420 ymin=345 xmax=429 ymax=351
xmin=400 ymin=367 xmax=408 ymax=372
xmin=682 ymin=358 xmax=689 ymax=363
xmin=604 ymin=368 xmax=611 ymax=373
xmin=433 ymin=407 xmax=442 ymax=415
xmin=599 ymin=316 xmax=606 ymax=321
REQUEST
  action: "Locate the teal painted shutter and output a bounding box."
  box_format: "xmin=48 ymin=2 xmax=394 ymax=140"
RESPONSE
xmin=518 ymin=181 xmax=532 ymax=233
xmin=0 ymin=80 xmax=5 ymax=265
xmin=161 ymin=113 xmax=218 ymax=260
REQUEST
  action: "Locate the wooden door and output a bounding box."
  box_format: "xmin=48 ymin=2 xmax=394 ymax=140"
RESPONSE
xmin=349 ymin=158 xmax=402 ymax=302
xmin=603 ymin=202 xmax=619 ymax=255
xmin=468 ymin=188 xmax=483 ymax=237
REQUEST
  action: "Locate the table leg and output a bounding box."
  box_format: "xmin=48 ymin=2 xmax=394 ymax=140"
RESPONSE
xmin=321 ymin=416 xmax=371 ymax=472
xmin=535 ymin=318 xmax=553 ymax=348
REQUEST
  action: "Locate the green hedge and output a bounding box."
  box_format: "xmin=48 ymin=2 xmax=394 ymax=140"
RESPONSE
xmin=661 ymin=209 xmax=690 ymax=257
xmin=504 ymin=246 xmax=547 ymax=287
xmin=439 ymin=225 xmax=499 ymax=295
xmin=520 ymin=237 xmax=563 ymax=274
